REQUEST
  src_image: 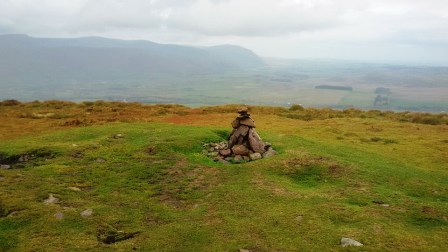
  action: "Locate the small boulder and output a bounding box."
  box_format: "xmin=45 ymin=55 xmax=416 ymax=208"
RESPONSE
xmin=263 ymin=149 xmax=277 ymax=158
xmin=341 ymin=237 xmax=363 ymax=247
xmin=95 ymin=158 xmax=106 ymax=163
xmin=249 ymin=153 xmax=262 ymax=161
xmin=234 ymin=155 xmax=243 ymax=163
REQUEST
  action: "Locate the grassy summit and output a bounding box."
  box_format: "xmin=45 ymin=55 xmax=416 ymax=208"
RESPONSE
xmin=0 ymin=101 xmax=447 ymax=251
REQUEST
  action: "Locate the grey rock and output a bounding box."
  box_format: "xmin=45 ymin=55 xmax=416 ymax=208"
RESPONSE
xmin=341 ymin=237 xmax=363 ymax=247
xmin=1 ymin=164 xmax=11 ymax=169
xmin=239 ymin=249 xmax=251 ymax=252
xmin=219 ymin=149 xmax=232 ymax=157
xmin=249 ymin=153 xmax=262 ymax=161
xmin=18 ymin=154 xmax=29 ymax=162
xmin=232 ymin=145 xmax=250 ymax=156
xmin=208 ymin=152 xmax=219 ymax=158
xmin=54 ymin=212 xmax=64 ymax=220
xmin=234 ymin=155 xmax=243 ymax=163
xmin=231 ymin=119 xmax=240 ymax=128
xmin=218 ymin=159 xmax=229 ymax=164
xmin=238 ymin=107 xmax=248 ymax=114
xmin=44 ymin=194 xmax=60 ymax=205
xmin=81 ymin=208 xmax=93 ymax=217
xmin=263 ymin=149 xmax=277 ymax=158
xmin=295 ymin=215 xmax=303 ymax=222
xmin=228 ymin=125 xmax=250 ymax=148
xmin=68 ymin=187 xmax=82 ymax=192
xmin=96 ymin=158 xmax=106 ymax=163
xmin=113 ymin=134 xmax=123 ymax=139
xmin=248 ymin=129 xmax=266 ymax=154
xmin=0 ymin=176 xmax=4 ymax=181
xmin=239 ymin=118 xmax=256 ymax=128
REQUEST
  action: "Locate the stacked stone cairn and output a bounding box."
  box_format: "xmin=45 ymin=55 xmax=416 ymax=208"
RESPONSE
xmin=204 ymin=107 xmax=277 ymax=163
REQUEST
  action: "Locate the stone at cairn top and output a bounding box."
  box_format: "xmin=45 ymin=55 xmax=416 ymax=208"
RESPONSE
xmin=238 ymin=107 xmax=249 ymax=115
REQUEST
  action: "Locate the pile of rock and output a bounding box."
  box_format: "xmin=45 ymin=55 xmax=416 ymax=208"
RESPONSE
xmin=204 ymin=107 xmax=277 ymax=163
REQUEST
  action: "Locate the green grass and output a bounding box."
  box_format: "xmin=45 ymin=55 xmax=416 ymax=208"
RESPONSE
xmin=0 ymin=120 xmax=447 ymax=251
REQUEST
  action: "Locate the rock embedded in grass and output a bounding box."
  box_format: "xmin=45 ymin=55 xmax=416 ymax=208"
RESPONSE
xmin=80 ymin=208 xmax=93 ymax=217
xmin=113 ymin=134 xmax=124 ymax=139
xmin=68 ymin=187 xmax=81 ymax=192
xmin=341 ymin=237 xmax=363 ymax=247
xmin=1 ymin=164 xmax=11 ymax=169
xmin=54 ymin=212 xmax=64 ymax=220
xmin=44 ymin=194 xmax=60 ymax=205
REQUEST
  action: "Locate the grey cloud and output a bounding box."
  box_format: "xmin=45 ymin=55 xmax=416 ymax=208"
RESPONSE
xmin=0 ymin=0 xmax=447 ymax=64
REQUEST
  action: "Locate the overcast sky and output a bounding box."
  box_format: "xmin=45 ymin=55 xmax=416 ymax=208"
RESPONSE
xmin=1 ymin=0 xmax=447 ymax=65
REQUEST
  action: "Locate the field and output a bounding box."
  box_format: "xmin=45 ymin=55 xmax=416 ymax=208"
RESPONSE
xmin=0 ymin=101 xmax=447 ymax=251
xmin=2 ymin=60 xmax=448 ymax=112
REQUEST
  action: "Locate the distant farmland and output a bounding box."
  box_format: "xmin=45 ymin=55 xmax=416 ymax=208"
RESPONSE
xmin=315 ymin=85 xmax=353 ymax=91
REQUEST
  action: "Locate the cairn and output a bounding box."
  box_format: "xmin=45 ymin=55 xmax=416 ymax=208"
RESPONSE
xmin=204 ymin=107 xmax=277 ymax=163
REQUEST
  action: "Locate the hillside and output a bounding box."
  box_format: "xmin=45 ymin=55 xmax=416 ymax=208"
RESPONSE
xmin=0 ymin=101 xmax=447 ymax=251
xmin=0 ymin=34 xmax=264 ymax=86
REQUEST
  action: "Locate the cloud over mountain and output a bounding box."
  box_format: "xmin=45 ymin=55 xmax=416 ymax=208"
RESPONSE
xmin=1 ymin=0 xmax=447 ymax=64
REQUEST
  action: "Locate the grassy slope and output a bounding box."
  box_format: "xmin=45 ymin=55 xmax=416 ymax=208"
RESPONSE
xmin=0 ymin=102 xmax=447 ymax=251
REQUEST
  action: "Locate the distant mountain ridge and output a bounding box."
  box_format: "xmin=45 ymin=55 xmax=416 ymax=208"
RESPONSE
xmin=0 ymin=34 xmax=265 ymax=86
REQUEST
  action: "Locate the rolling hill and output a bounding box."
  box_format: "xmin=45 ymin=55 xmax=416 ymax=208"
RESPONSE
xmin=0 ymin=101 xmax=447 ymax=251
xmin=0 ymin=34 xmax=265 ymax=86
